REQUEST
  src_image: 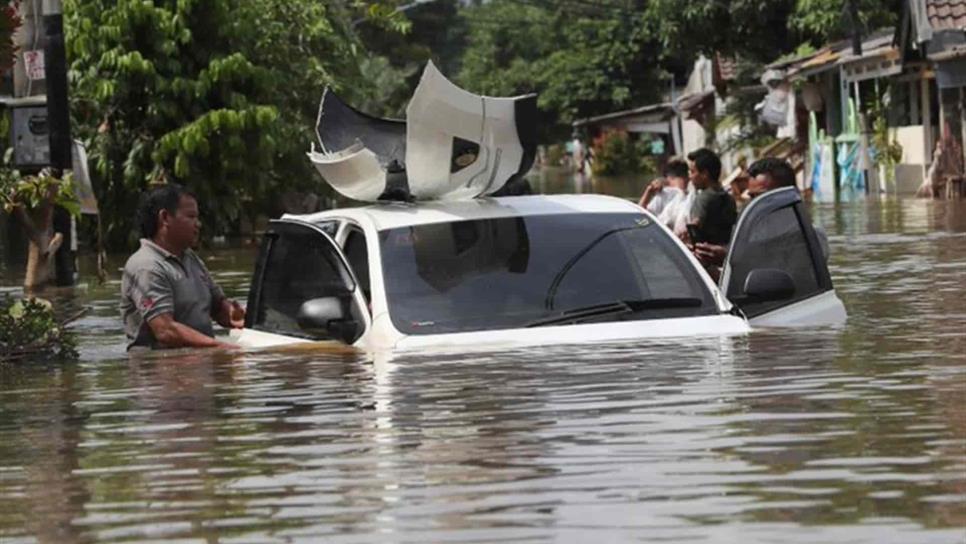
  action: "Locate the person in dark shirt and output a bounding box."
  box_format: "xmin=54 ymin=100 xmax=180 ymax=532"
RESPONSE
xmin=685 ymin=148 xmax=737 ymax=246
xmin=692 ymin=157 xmax=829 ymax=277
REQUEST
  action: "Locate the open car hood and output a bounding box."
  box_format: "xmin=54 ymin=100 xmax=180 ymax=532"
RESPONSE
xmin=308 ymin=62 xmax=537 ymax=202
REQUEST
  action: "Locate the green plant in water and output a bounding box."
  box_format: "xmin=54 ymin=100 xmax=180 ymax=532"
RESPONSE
xmin=0 ymin=298 xmax=78 ymax=362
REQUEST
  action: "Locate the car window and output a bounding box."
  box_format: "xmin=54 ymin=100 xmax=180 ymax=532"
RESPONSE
xmin=725 ymin=204 xmax=822 ymax=317
xmin=253 ymin=223 xmax=356 ymax=339
xmin=379 ymin=213 xmax=716 ymax=335
xmin=343 ymin=228 xmax=371 ymax=304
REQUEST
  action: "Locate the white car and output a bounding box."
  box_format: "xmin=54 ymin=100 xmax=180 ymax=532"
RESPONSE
xmin=231 ymin=188 xmax=846 ymax=351
xmin=232 ymin=63 xmax=844 ymax=350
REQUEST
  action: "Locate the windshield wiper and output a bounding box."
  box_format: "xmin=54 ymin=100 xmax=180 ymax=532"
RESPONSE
xmin=524 ymin=298 xmax=702 ymax=328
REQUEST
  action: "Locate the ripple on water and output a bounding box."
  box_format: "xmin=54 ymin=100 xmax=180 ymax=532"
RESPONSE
xmin=0 ymin=199 xmax=964 ymax=542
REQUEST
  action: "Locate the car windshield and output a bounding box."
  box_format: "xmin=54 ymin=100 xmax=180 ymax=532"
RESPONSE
xmin=379 ymin=213 xmax=718 ymax=335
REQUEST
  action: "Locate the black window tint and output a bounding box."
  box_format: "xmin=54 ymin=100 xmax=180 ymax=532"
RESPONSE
xmin=254 ymin=224 xmax=355 ymax=338
xmin=726 ymin=205 xmax=821 ymax=317
xmin=379 ymin=214 xmax=716 ymax=335
xmin=344 ymin=229 xmax=370 ymax=303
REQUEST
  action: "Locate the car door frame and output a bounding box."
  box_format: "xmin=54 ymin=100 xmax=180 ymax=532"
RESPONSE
xmin=245 ymin=218 xmax=372 ymax=344
xmin=720 ymin=186 xmax=844 ymax=326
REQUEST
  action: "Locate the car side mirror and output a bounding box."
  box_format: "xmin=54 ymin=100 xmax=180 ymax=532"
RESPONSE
xmin=297 ymin=297 xmax=359 ymax=343
xmin=743 ymin=269 xmax=795 ymax=302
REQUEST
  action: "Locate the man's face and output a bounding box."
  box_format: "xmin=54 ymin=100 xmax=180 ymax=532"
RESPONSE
xmin=746 ymin=173 xmax=776 ymax=200
xmin=666 ymin=174 xmax=688 ymax=190
xmin=688 ymin=161 xmax=708 ymax=189
xmin=164 ymin=195 xmax=201 ymax=249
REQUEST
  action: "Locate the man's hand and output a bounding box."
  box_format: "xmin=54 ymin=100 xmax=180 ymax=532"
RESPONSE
xmin=693 ymin=242 xmax=728 ymax=267
xmin=637 ymin=178 xmax=664 ymax=208
xmin=216 ymin=299 xmax=246 ymax=329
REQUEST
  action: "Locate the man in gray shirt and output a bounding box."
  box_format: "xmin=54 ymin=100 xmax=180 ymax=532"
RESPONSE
xmin=121 ymin=183 xmax=244 ymax=350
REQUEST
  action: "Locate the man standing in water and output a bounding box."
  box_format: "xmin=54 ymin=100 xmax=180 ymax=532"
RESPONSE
xmin=686 ymin=148 xmax=737 ymax=246
xmin=121 ymin=183 xmax=244 ymax=350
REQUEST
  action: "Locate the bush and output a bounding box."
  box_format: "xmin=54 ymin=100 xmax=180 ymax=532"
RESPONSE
xmin=590 ymin=130 xmax=654 ymax=176
xmin=0 ymin=298 xmax=78 ymax=362
xmin=591 ymin=130 xmax=637 ymax=176
xmin=545 ymin=144 xmax=566 ymax=166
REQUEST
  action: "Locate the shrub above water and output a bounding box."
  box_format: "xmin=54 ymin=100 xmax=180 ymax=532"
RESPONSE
xmin=0 ymin=298 xmax=78 ymax=363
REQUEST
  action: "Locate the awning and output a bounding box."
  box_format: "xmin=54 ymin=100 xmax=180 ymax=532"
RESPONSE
xmin=675 ymin=90 xmax=715 ymax=123
xmin=572 ymin=103 xmax=675 ymax=128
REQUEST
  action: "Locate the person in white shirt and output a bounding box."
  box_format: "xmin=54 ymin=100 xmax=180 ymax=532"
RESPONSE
xmin=638 ymin=158 xmax=689 ymax=226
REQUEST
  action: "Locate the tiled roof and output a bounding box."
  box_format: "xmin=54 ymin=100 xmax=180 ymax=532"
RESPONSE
xmin=926 ymin=0 xmax=966 ymax=30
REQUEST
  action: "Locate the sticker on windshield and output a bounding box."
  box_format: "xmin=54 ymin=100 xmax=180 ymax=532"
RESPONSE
xmin=636 ymin=217 xmax=651 ymax=227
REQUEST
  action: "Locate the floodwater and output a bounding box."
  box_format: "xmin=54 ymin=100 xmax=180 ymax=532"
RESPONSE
xmin=0 ymin=173 xmax=964 ymax=543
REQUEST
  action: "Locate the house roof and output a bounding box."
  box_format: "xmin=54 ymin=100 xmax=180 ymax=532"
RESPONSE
xmin=926 ymin=0 xmax=966 ymax=31
xmin=571 ymin=102 xmax=674 ymax=128
xmin=765 ymin=28 xmax=899 ymax=80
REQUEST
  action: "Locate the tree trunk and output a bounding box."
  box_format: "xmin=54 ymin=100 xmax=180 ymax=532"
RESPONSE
xmin=17 ymin=204 xmax=61 ymax=292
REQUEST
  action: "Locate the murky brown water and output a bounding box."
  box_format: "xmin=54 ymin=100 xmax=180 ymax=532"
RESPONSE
xmin=0 ymin=173 xmax=964 ymax=542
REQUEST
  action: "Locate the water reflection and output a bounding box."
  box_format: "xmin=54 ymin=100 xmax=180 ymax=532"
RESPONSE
xmin=0 ymin=183 xmax=964 ymax=542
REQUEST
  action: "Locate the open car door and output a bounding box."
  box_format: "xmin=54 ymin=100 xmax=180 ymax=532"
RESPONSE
xmin=720 ymin=187 xmax=846 ymax=326
xmin=239 ymin=220 xmax=370 ymax=346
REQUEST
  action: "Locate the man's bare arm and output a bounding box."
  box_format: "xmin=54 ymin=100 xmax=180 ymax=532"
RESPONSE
xmin=147 ymin=313 xmax=232 ymax=349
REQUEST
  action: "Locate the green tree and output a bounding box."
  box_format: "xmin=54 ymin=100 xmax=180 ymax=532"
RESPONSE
xmin=0 ymin=2 xmax=19 ymax=75
xmin=643 ymin=0 xmax=798 ymax=63
xmin=358 ymin=0 xmax=465 ymax=117
xmin=457 ymin=1 xmax=665 ymax=140
xmin=0 ymin=163 xmax=79 ymax=290
xmin=65 ymin=0 xmax=404 ymax=250
xmin=790 ymin=0 xmax=903 ymax=45
xmin=453 ymin=0 xmax=907 ymax=144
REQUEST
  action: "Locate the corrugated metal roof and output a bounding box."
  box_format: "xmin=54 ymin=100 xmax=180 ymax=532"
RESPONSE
xmin=572 ymin=103 xmax=674 ymax=128
xmin=926 ymin=0 xmax=966 ymax=30
xmin=768 ymin=28 xmax=898 ymax=79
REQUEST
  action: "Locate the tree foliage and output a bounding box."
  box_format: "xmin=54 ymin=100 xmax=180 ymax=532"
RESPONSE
xmin=643 ymin=0 xmax=798 ymax=63
xmin=454 ymin=0 xmax=904 ymax=142
xmin=457 ymin=1 xmax=664 ymax=140
xmin=0 ymin=2 xmax=20 ymax=75
xmin=65 ymin=0 xmax=401 ymax=250
xmin=358 ymin=0 xmax=465 ymax=117
xmin=790 ymin=0 xmax=903 ymax=45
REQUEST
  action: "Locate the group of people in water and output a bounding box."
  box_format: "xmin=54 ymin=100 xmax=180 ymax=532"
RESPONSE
xmin=638 ymin=148 xmax=802 ymax=280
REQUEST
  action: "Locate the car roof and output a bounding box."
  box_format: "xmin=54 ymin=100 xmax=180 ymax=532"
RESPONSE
xmin=282 ymin=194 xmax=643 ymax=231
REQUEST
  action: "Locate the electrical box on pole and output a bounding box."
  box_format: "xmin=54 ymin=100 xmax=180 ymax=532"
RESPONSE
xmin=2 ymin=96 xmax=51 ymax=171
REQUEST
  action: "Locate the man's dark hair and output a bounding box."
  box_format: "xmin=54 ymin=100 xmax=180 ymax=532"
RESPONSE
xmin=687 ymin=148 xmax=722 ymax=184
xmin=663 ymin=158 xmax=688 ymax=180
xmin=137 ymin=183 xmax=195 ymax=239
xmin=748 ymin=157 xmax=796 ymax=188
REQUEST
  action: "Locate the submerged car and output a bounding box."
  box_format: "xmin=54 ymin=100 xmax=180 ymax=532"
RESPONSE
xmin=231 ymin=63 xmax=845 ymax=350
xmin=232 ymin=188 xmax=846 ymax=350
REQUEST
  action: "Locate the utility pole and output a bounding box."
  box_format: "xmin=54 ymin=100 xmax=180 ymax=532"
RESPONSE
xmin=43 ymin=0 xmax=70 ymax=172
xmin=847 ymin=0 xmax=863 ymax=57
xmin=43 ymin=0 xmax=75 ymax=287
